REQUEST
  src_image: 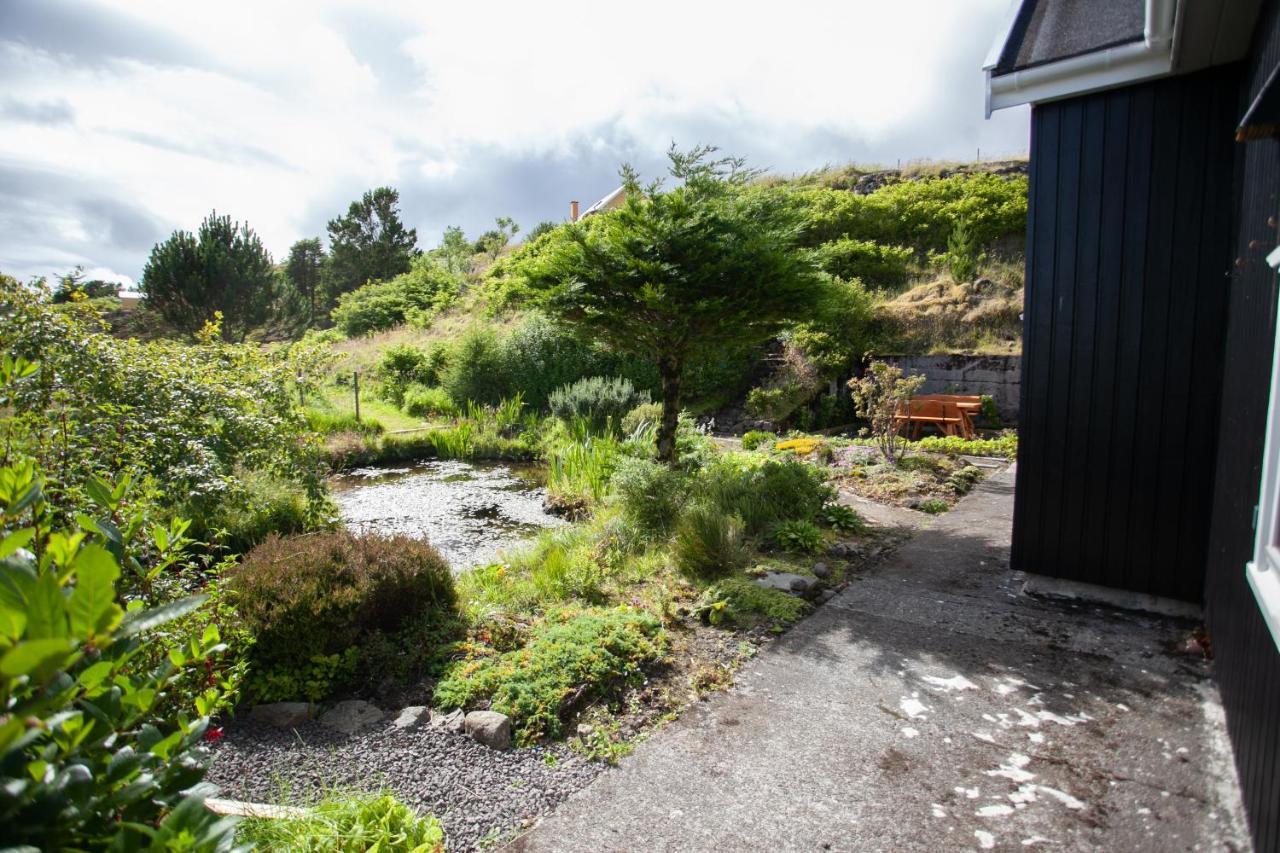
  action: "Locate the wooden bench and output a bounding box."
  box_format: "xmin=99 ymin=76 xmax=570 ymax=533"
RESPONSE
xmin=913 ymin=394 xmax=982 ymax=439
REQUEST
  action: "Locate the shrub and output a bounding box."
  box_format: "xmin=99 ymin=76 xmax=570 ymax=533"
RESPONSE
xmin=376 ymin=343 xmax=433 ymax=405
xmin=699 ymin=457 xmax=833 ymax=536
xmin=820 ymin=503 xmax=868 ymax=534
xmin=947 ymin=465 xmax=983 ymax=495
xmin=918 ymin=498 xmax=950 ymax=515
xmin=548 ymin=375 xmax=650 ymax=434
xmin=189 ymin=471 xmax=324 ymax=556
xmin=0 ymin=461 xmax=239 ymax=850
xmin=697 ymin=576 xmax=810 ymax=629
xmin=331 ymin=255 xmax=461 ymax=336
xmin=230 ymin=531 xmax=458 ymax=700
xmin=771 ymin=519 xmax=826 ymax=553
xmin=403 ymin=384 xmax=456 ymax=417
xmin=912 ymin=432 xmax=1017 ymax=459
xmin=813 ymin=238 xmax=914 ymax=290
xmin=440 ymin=325 xmax=510 ymax=407
xmin=933 ymin=216 xmax=985 ymax=284
xmin=848 ymin=360 xmax=927 ymax=464
xmin=238 ymin=791 xmax=445 ymax=852
xmin=741 ymin=430 xmax=776 ymax=451
xmin=433 ymin=607 xmax=667 ymax=743
xmin=673 ymin=502 xmax=748 ymax=580
xmin=611 ymin=456 xmax=690 ymax=540
xmin=622 ymin=401 xmax=663 ymax=436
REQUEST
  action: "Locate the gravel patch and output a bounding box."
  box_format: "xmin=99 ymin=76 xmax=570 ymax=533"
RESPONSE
xmin=206 ymin=715 xmax=604 ymax=851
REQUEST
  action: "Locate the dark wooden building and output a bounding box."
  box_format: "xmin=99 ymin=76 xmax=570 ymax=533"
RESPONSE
xmin=986 ymin=0 xmax=1280 ymax=848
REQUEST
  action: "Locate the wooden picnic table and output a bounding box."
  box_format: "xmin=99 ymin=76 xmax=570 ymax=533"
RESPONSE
xmin=893 ymin=394 xmax=981 ymax=440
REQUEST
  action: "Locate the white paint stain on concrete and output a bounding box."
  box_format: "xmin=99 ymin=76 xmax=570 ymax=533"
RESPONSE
xmin=955 ymin=786 xmax=981 ymax=799
xmin=900 ymin=697 xmax=928 ymax=719
xmin=1027 ymin=732 xmax=1045 ymax=744
xmin=1021 ymin=836 xmax=1053 ymax=846
xmin=977 ymin=804 xmax=1015 ymax=818
xmin=986 ymin=753 xmax=1036 ymax=783
xmin=975 ymin=830 xmax=997 ymax=848
xmin=931 ymin=803 xmax=947 ymax=818
xmin=1035 ymin=785 xmax=1085 ymax=810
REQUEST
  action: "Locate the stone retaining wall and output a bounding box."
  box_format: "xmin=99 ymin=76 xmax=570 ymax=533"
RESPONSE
xmin=877 ymin=354 xmax=1021 ymax=424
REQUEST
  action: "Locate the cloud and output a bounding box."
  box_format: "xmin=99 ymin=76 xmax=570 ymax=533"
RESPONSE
xmin=0 ymin=0 xmax=1029 ymax=283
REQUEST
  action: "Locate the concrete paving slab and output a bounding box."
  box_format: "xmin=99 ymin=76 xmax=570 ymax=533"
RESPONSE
xmin=508 ymin=467 xmax=1250 ymax=853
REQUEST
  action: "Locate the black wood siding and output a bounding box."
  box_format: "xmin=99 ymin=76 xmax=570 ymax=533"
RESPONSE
xmin=1012 ymin=68 xmax=1238 ymax=602
xmin=1206 ymin=1 xmax=1280 ymax=848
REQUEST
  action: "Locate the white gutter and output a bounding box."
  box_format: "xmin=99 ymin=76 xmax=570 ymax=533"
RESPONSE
xmin=984 ymin=0 xmax=1179 ymax=115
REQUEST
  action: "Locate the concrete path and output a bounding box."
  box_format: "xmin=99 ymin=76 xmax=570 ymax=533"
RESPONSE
xmin=510 ymin=467 xmax=1250 ymax=852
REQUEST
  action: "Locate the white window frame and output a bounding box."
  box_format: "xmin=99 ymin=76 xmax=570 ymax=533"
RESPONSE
xmin=1246 ymin=245 xmax=1280 ymax=652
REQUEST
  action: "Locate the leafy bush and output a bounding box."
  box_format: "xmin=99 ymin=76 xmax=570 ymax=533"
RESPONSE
xmin=697 ymin=576 xmax=810 ymax=629
xmin=611 ymin=456 xmax=690 ymax=540
xmin=0 ymin=460 xmax=239 ymax=850
xmin=698 ymin=457 xmax=833 ymax=537
xmin=549 ymin=376 xmax=650 ymax=434
xmin=375 ymin=343 xmax=437 ymax=406
xmin=740 ymin=430 xmax=776 ymax=451
xmin=403 ymin=384 xmax=457 ymax=418
xmin=813 ymin=238 xmax=914 ymax=290
xmin=787 ymin=276 xmax=881 ymax=378
xmin=771 ymin=519 xmax=826 ymax=553
xmin=230 ymin=531 xmax=458 ymax=700
xmin=238 ymin=791 xmax=444 ymax=852
xmin=910 ymin=432 xmax=1017 ymax=459
xmin=673 ymin=502 xmax=748 ymax=580
xmin=187 ymin=470 xmax=327 ymax=556
xmin=622 ymin=401 xmax=663 ymax=435
xmin=848 ymin=360 xmax=927 ymax=464
xmin=918 ymin=498 xmax=950 ymax=515
xmin=440 ymin=325 xmax=510 ymax=407
xmin=331 ymin=255 xmax=461 ymax=336
xmin=433 ymin=607 xmax=667 ymax=743
xmin=947 ymin=465 xmax=983 ymax=495
xmin=820 ymin=503 xmax=867 ymax=534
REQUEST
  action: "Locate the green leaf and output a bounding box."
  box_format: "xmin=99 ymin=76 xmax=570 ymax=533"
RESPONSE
xmin=118 ymin=594 xmax=207 ymax=638
xmin=77 ymin=660 xmax=113 ymax=690
xmin=0 ymin=528 xmax=35 ymax=560
xmin=85 ymin=477 xmax=114 ymax=510
xmin=68 ymin=543 xmax=122 ymax=637
xmin=0 ymin=603 xmax=27 ymax=641
xmin=24 ymin=571 xmax=67 ymax=640
xmin=0 ymin=637 xmax=76 ymax=678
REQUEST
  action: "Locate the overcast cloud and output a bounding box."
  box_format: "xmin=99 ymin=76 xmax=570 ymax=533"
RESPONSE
xmin=0 ymin=0 xmax=1029 ymax=287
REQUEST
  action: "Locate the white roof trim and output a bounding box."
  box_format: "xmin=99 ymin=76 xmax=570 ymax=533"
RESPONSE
xmin=985 ymin=0 xmax=1178 ymax=114
xmin=581 ymin=186 xmax=626 ymax=218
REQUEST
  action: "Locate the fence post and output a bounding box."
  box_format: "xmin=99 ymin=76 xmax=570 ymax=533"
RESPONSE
xmin=353 ymin=371 xmax=361 ymax=423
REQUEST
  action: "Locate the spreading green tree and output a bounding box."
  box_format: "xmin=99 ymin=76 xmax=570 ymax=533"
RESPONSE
xmin=525 ymin=145 xmax=826 ymax=462
xmin=475 ymin=216 xmax=520 ymax=259
xmin=50 ymin=266 xmax=120 ymax=303
xmin=285 ymin=237 xmax=326 ymax=324
xmin=435 ymin=225 xmax=474 ymax=276
xmin=325 ymin=187 xmax=418 ymax=307
xmin=141 ymin=211 xmax=275 ymax=341
xmin=525 ymin=220 xmax=559 ymax=243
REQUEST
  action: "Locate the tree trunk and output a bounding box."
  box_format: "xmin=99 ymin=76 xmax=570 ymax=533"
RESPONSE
xmin=656 ymin=355 xmax=683 ymax=464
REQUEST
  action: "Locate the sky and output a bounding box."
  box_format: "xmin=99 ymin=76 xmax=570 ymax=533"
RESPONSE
xmin=0 ymin=0 xmax=1030 ymax=288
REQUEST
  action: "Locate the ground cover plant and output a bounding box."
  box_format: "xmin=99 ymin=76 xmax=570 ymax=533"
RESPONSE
xmin=236 ymin=791 xmax=445 ymax=852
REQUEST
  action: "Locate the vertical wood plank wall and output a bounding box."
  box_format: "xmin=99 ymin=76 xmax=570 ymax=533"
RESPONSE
xmin=1205 ymin=1 xmax=1280 ymax=848
xmin=1012 ymin=67 xmax=1238 ymax=603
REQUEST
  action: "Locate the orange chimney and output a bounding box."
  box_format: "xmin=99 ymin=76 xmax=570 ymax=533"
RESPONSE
xmin=570 ymin=200 xmax=579 ymax=222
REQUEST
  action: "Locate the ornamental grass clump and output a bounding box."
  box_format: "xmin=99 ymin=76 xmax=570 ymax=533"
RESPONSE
xmin=230 ymin=530 xmax=457 ymax=701
xmin=673 ymin=502 xmax=748 ymax=580
xmin=237 ymin=791 xmax=445 ymax=852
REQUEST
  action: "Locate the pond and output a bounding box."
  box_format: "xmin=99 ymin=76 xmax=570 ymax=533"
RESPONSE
xmin=331 ymin=459 xmax=566 ymax=571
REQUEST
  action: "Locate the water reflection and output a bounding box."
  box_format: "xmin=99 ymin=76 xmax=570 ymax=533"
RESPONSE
xmin=331 ymin=459 xmax=565 ymax=571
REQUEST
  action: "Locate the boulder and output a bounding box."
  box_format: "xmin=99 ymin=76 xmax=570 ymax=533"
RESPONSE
xmin=465 ymin=710 xmax=512 ymax=750
xmin=812 ymin=562 xmax=830 ymax=579
xmin=431 ymin=708 xmax=467 ymax=735
xmin=755 ymin=572 xmax=815 ymax=596
xmin=250 ymin=702 xmax=312 ymax=728
xmin=319 ymin=700 xmax=384 ymax=735
xmin=393 ymin=706 xmax=431 ymax=731
xmin=819 ymin=588 xmax=838 ymax=603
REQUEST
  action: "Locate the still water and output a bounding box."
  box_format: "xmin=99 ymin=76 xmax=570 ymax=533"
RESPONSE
xmin=330 ymin=459 xmax=565 ymax=570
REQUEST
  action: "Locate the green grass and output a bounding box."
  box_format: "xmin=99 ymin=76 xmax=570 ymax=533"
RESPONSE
xmin=236 ymin=791 xmax=444 ymax=852
xmin=313 ymin=384 xmax=426 ymax=433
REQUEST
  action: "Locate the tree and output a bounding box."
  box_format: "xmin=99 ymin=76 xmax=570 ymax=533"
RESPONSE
xmin=325 ymin=187 xmax=418 ymax=305
xmin=434 ymin=225 xmax=473 ymax=276
xmin=475 ymin=216 xmax=520 ymax=259
xmin=285 ymin=237 xmax=325 ymax=324
xmin=524 ymin=145 xmax=826 ymax=463
xmin=848 ymin=360 xmax=926 ymax=464
xmin=141 ymin=211 xmax=275 ymax=341
xmin=50 ymin=266 xmax=121 ymax=303
xmin=525 ymin=220 xmax=559 ymax=243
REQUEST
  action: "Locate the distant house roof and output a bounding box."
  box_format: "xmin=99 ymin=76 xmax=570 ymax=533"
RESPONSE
xmin=984 ymin=0 xmax=1263 ymax=113
xmin=580 ymin=186 xmax=626 ymax=219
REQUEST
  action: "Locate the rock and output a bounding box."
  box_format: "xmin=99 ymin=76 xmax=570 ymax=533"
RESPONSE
xmin=392 ymin=706 xmax=430 ymax=730
xmin=319 ymin=699 xmax=384 ymax=735
xmin=812 ymin=562 xmax=830 ymax=578
xmin=249 ymin=702 xmax=312 ymax=728
xmin=828 ymin=543 xmax=849 ymax=558
xmin=576 ymin=724 xmax=595 ymax=739
xmin=431 ymin=708 xmax=467 ymax=734
xmin=465 ymin=710 xmax=512 ymax=750
xmin=819 ymin=589 xmax=837 ymax=603
xmin=755 ymin=572 xmax=815 ymax=596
